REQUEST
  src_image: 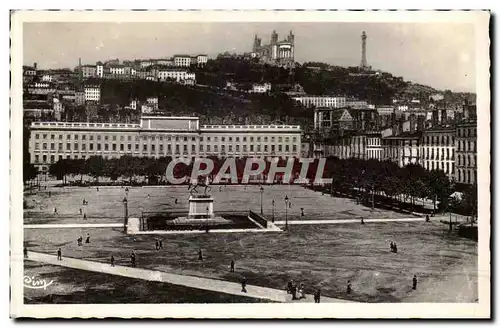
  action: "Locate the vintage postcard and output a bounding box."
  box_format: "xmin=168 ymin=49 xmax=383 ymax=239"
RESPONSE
xmin=10 ymin=10 xmax=490 ymax=319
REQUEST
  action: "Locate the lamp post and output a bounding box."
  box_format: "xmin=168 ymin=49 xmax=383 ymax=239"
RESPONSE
xmin=123 ymin=197 xmax=128 ymax=233
xmin=285 ymin=195 xmax=289 ymax=230
xmin=272 ymin=199 xmax=275 ymax=223
xmin=260 ymin=186 xmax=264 ymax=215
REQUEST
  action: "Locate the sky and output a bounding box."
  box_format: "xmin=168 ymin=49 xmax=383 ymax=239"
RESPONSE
xmin=23 ymin=22 xmax=476 ymax=92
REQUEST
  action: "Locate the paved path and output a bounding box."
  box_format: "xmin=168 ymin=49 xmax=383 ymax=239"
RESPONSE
xmin=26 ymin=251 xmax=353 ymax=303
xmin=273 ymin=217 xmax=432 ymax=225
xmin=133 ymin=227 xmax=282 ymax=235
xmin=24 ymin=217 xmax=441 ymax=230
xmin=24 ymin=223 xmax=124 ymax=229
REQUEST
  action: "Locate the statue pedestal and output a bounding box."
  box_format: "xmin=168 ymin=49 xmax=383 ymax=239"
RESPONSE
xmin=127 ymin=217 xmax=140 ymax=234
xmin=188 ymin=195 xmax=214 ymax=219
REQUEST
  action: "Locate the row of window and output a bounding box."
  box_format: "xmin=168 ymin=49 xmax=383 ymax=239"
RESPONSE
xmin=34 ymin=133 xmax=298 ymax=143
xmin=33 ymin=145 xmax=299 ymax=164
xmin=456 ymin=140 xmax=477 ymax=152
xmin=456 ymin=168 xmax=477 ymax=184
xmin=457 ymin=127 xmax=477 ymax=138
xmin=423 ymin=135 xmax=455 ymax=146
xmin=457 ymin=154 xmax=477 ymax=167
xmin=366 ymin=138 xmax=381 ymax=146
xmin=423 ymin=161 xmax=455 ymax=174
xmin=422 ymin=148 xmax=455 ymax=161
xmin=34 ymin=142 xmax=298 ymax=154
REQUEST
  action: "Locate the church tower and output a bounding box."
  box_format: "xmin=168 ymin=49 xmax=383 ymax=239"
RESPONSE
xmin=271 ymin=30 xmax=278 ymax=44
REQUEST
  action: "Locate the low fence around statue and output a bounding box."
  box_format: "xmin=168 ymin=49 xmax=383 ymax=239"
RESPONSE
xmin=249 ymin=211 xmax=268 ymax=228
xmin=140 ymin=210 xmax=258 ymax=231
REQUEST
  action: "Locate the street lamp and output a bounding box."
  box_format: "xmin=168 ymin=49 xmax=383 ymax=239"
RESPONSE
xmin=284 ymin=195 xmax=289 ymax=230
xmin=260 ymin=186 xmax=264 ymax=215
xmin=122 ymin=197 xmax=128 ymax=233
xmin=272 ymin=199 xmax=275 ymax=223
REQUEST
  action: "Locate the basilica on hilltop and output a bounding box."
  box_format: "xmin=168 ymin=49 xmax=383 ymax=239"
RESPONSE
xmin=252 ymin=30 xmax=295 ymax=67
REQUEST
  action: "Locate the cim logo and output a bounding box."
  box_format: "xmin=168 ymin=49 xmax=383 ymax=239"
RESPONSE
xmin=24 ymin=275 xmax=54 ymax=290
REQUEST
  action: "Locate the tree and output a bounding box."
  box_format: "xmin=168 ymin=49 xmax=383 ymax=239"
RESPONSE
xmin=23 ymin=162 xmax=38 ymax=185
xmin=86 ymin=156 xmax=105 ymax=183
xmin=427 ymin=169 xmax=452 ymax=212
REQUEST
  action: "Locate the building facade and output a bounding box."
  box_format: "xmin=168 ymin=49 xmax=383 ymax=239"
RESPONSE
xmin=314 ymin=108 xmax=354 ymax=132
xmin=173 ymin=55 xmax=192 ymax=67
xmin=251 ymin=83 xmax=272 ymax=93
xmin=252 ymin=30 xmax=295 ymax=67
xmin=157 ymin=70 xmax=196 ymax=82
xmin=196 ymin=54 xmax=208 ymax=66
xmin=421 ymin=125 xmax=455 ymax=178
xmin=293 ymin=96 xmax=347 ymax=109
xmin=455 ymin=120 xmax=477 ymax=185
xmin=84 ymin=85 xmax=101 ymax=102
xmin=81 ymin=65 xmax=97 ymax=78
xmin=382 ymin=132 xmax=421 ymax=167
xmin=29 ymin=116 xmax=302 ymax=171
xmin=365 ymin=132 xmax=382 ymax=160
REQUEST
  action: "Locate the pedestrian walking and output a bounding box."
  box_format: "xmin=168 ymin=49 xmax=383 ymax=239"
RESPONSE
xmin=147 ymin=194 xmax=150 ymax=199
xmin=241 ymin=278 xmax=247 ymax=293
xmin=155 ymin=241 xmax=159 ymax=250
xmin=361 ymin=218 xmax=365 ymax=225
xmin=97 ymin=187 xmax=99 ymax=192
xmin=314 ymin=288 xmax=321 ymax=303
xmin=48 ymin=191 xmax=51 ymax=197
xmin=77 ymin=236 xmax=82 ymax=246
xmin=393 ymin=242 xmax=398 ymax=253
xmin=110 ymin=255 xmax=115 ymax=267
xmin=85 ymin=233 xmax=90 ymax=244
xmin=83 ymin=213 xmax=87 ymax=220
xmin=287 ymin=281 xmax=293 ymax=294
xmin=298 ymin=283 xmax=305 ymax=299
xmin=198 ymin=249 xmax=203 ymax=261
xmin=291 ymin=283 xmax=298 ymax=300
xmin=83 ymin=199 xmax=87 ymax=205
xmin=412 ymin=275 xmax=418 ymax=290
xmin=159 ymin=240 xmax=163 ymax=250
xmin=230 ymin=260 xmax=235 ymax=272
xmin=347 ymin=280 xmax=352 ymax=294
xmin=54 ymin=207 xmax=58 ymax=214
xmin=390 ymin=241 xmax=394 ymax=252
xmin=24 ymin=247 xmax=28 ymax=259
xmin=175 ymin=198 xmax=178 ymax=204
xmin=57 ymin=248 xmax=62 ymax=261
xmin=426 ymin=214 xmax=430 ymax=222
xmin=131 ymin=252 xmax=136 ymax=267
xmin=79 ymin=208 xmax=82 ymax=215
xmin=301 ymin=208 xmax=304 ymax=216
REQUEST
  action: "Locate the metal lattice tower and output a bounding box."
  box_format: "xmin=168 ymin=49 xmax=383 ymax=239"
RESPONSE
xmin=360 ymin=31 xmax=368 ymax=69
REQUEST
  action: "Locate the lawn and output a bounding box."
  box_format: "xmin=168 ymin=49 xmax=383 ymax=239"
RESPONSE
xmin=24 ymin=184 xmax=411 ymax=225
xmin=23 ymin=185 xmax=478 ymax=303
xmin=24 ymin=261 xmax=269 ymax=304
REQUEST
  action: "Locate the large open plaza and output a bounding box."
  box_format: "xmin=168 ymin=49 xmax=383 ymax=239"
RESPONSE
xmin=23 ymin=184 xmax=478 ymax=303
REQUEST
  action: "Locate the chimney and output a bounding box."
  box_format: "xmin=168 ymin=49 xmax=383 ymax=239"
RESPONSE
xmin=464 ymin=105 xmax=470 ymax=120
xmin=409 ymin=114 xmax=416 ymax=132
xmin=33 ymin=62 xmax=37 ymax=70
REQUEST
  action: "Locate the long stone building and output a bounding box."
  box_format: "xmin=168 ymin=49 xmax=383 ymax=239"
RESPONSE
xmin=29 ymin=116 xmax=302 ymax=172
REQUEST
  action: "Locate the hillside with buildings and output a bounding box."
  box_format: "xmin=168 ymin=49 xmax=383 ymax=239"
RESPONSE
xmin=23 ymin=29 xmax=478 ymax=197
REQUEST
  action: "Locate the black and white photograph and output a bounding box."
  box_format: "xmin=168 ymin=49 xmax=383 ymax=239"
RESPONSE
xmin=10 ymin=10 xmax=490 ymax=319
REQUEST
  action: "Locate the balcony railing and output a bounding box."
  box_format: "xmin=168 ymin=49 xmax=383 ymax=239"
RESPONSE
xmin=201 ymin=124 xmax=300 ymax=130
xmin=31 ymin=122 xmax=140 ymax=129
